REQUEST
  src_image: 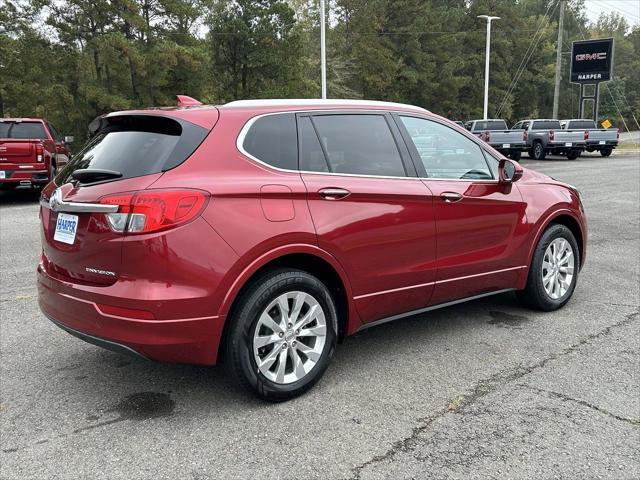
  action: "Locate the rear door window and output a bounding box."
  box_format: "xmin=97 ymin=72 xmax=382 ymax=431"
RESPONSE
xmin=309 ymin=114 xmax=406 ymax=177
xmin=55 ymin=115 xmax=208 ymax=184
xmin=0 ymin=122 xmax=48 ymax=139
xmin=242 ymin=113 xmax=298 ymax=170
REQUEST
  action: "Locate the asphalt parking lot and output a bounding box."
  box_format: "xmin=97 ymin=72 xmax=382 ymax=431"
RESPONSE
xmin=1 ymin=152 xmax=638 ymax=479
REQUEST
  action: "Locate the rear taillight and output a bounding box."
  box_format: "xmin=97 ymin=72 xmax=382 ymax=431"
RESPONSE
xmin=523 ymin=130 xmax=527 ymax=141
xmin=549 ymin=130 xmax=555 ymax=141
xmin=584 ymin=130 xmax=589 ymax=140
xmin=99 ymin=189 xmax=209 ymax=234
xmin=35 ymin=144 xmax=43 ymax=163
xmin=484 ymin=130 xmax=490 ymax=142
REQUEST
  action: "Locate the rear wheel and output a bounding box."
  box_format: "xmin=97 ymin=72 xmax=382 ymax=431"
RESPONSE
xmin=517 ymin=224 xmax=579 ymax=311
xmin=532 ymin=141 xmax=546 ymax=160
xmin=600 ymin=147 xmax=613 ymax=157
xmin=226 ymin=269 xmax=337 ymax=401
xmin=509 ymin=150 xmax=522 ymax=161
xmin=566 ymin=150 xmax=579 ymax=160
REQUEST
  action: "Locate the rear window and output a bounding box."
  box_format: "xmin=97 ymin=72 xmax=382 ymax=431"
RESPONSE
xmin=472 ymin=120 xmax=507 ymax=131
xmin=568 ymin=120 xmax=596 ymax=129
xmin=55 ymin=115 xmax=208 ymax=185
xmin=242 ymin=114 xmax=298 ymax=170
xmin=0 ymin=122 xmax=48 ymax=139
xmin=532 ymin=121 xmax=562 ymax=130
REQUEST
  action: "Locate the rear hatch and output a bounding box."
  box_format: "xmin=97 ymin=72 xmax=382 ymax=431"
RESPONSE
xmin=40 ymin=112 xmax=213 ymax=286
xmin=0 ymin=121 xmax=47 ymax=163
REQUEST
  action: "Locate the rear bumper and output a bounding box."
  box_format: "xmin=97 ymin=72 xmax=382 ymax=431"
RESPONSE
xmin=586 ymin=140 xmax=617 ymax=147
xmin=0 ymin=166 xmax=49 ymax=184
xmin=37 ymin=263 xmax=225 ymax=364
xmin=490 ymin=142 xmax=526 ymax=150
xmin=547 ymin=142 xmax=586 ymax=149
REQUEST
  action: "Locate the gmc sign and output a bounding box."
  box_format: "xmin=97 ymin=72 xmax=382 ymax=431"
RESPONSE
xmin=571 ymin=38 xmax=614 ymax=83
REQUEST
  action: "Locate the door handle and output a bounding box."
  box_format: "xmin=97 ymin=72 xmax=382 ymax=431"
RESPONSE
xmin=440 ymin=192 xmax=463 ymax=203
xmin=318 ymin=188 xmax=350 ymax=200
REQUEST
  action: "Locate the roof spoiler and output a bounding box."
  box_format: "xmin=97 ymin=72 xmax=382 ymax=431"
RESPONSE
xmin=176 ymin=95 xmax=203 ymax=108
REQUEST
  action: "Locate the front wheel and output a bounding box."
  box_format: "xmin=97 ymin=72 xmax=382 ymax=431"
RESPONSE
xmin=226 ymin=269 xmax=337 ymax=401
xmin=517 ymin=224 xmax=579 ymax=311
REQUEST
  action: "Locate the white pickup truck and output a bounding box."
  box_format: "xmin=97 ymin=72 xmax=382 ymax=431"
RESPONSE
xmin=561 ymin=119 xmax=618 ymax=157
xmin=465 ymin=119 xmax=526 ymax=160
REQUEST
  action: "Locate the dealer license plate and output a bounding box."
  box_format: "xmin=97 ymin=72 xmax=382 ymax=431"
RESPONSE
xmin=54 ymin=213 xmax=79 ymax=245
xmin=565 ymin=142 xmax=572 ymax=147
xmin=502 ymin=143 xmax=510 ymax=148
xmin=599 ymin=141 xmax=606 ymax=145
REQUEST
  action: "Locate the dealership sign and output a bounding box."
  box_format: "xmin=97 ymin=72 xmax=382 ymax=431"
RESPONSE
xmin=570 ymin=38 xmax=614 ymax=83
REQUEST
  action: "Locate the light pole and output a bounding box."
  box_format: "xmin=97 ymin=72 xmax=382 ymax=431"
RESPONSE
xmin=478 ymin=15 xmax=500 ymax=119
xmin=320 ymin=0 xmax=327 ymax=99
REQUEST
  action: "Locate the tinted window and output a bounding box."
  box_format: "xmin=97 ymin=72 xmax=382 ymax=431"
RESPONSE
xmin=568 ymin=120 xmax=596 ymax=129
xmin=299 ymin=116 xmax=329 ymax=172
xmin=56 ymin=115 xmax=208 ymax=184
xmin=0 ymin=122 xmax=47 ymax=139
xmin=400 ymin=116 xmax=493 ymax=180
xmin=243 ymin=113 xmax=297 ymax=170
xmin=532 ymin=121 xmax=562 ymax=130
xmin=310 ymin=115 xmax=405 ymax=176
xmin=471 ymin=120 xmax=508 ymax=131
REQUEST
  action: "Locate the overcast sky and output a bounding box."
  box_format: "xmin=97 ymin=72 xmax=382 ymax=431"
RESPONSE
xmin=584 ymin=0 xmax=640 ymax=26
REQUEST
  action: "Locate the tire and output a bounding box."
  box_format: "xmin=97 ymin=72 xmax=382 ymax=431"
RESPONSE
xmin=600 ymin=147 xmax=613 ymax=157
xmin=532 ymin=141 xmax=546 ymax=160
xmin=517 ymin=224 xmax=580 ymax=311
xmin=566 ymin=150 xmax=579 ymax=160
xmin=226 ymin=268 xmax=337 ymax=401
xmin=586 ymin=147 xmax=594 ymax=153
xmin=509 ymin=150 xmax=522 ymax=161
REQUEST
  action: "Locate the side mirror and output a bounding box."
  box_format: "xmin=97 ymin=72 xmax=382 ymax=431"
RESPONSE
xmin=64 ymin=136 xmax=74 ymax=144
xmin=499 ymin=158 xmax=523 ymax=183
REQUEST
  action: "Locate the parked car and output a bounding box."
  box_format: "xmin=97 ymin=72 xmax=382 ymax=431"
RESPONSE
xmin=465 ymin=119 xmax=526 ymax=160
xmin=512 ymin=119 xmax=587 ymax=160
xmin=561 ymin=119 xmax=618 ymax=157
xmin=0 ymin=118 xmax=72 ymax=190
xmin=38 ymin=98 xmax=587 ymax=401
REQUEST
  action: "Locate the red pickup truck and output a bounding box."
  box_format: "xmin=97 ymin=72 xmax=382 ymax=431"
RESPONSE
xmin=0 ymin=118 xmax=73 ymax=190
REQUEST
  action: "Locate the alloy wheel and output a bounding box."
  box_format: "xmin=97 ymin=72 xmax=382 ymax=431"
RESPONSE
xmin=252 ymin=291 xmax=327 ymax=384
xmin=541 ymin=238 xmax=575 ymax=300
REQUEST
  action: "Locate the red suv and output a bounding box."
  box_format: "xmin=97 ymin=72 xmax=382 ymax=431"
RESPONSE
xmin=38 ymin=98 xmax=586 ymax=401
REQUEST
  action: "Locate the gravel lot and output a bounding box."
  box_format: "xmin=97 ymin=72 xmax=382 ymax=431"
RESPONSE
xmin=1 ymin=152 xmax=638 ymax=479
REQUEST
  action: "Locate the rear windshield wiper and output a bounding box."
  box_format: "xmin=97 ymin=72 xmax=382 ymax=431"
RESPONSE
xmin=71 ymin=169 xmax=123 ymax=183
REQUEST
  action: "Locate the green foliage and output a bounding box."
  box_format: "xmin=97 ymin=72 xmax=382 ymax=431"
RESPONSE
xmin=0 ymin=0 xmax=638 ymax=142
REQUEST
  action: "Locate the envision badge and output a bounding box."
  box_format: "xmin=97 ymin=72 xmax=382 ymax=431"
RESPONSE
xmin=85 ymin=267 xmax=116 ymax=276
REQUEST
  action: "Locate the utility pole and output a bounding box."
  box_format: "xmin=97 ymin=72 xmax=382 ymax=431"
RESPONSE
xmin=478 ymin=15 xmax=500 ymax=119
xmin=320 ymin=0 xmax=327 ymax=99
xmin=552 ymin=0 xmax=565 ymax=119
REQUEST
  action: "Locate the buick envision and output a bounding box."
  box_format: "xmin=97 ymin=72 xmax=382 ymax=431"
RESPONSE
xmin=38 ymin=98 xmax=586 ymax=401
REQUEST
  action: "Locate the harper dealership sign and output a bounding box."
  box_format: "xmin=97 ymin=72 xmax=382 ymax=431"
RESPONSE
xmin=570 ymin=38 xmax=614 ymax=83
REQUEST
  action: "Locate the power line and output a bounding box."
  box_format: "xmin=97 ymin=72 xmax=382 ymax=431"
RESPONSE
xmin=496 ymin=0 xmax=559 ymax=117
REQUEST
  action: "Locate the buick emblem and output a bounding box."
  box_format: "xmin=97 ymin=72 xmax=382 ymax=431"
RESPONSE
xmin=49 ymin=188 xmax=62 ymax=211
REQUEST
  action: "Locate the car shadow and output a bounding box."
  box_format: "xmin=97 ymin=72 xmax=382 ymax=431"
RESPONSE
xmin=0 ymin=186 xmax=42 ymax=206
xmin=53 ymin=291 xmax=527 ymax=414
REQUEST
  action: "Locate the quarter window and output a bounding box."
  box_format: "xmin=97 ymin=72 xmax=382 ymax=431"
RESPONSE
xmin=299 ymin=116 xmax=329 ymax=172
xmin=310 ymin=114 xmax=406 ymax=177
xmin=400 ymin=116 xmax=493 ymax=180
xmin=243 ymin=113 xmax=298 ymax=170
